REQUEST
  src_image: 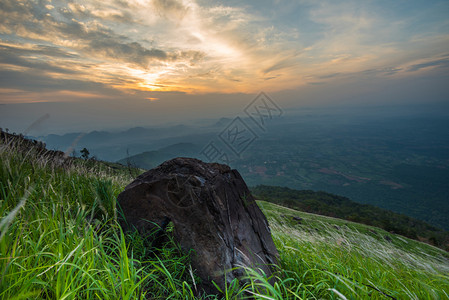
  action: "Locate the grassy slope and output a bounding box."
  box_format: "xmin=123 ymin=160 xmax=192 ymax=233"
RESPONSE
xmin=258 ymin=201 xmax=449 ymax=299
xmin=1 ymin=135 xmax=448 ymax=299
xmin=251 ymin=185 xmax=449 ymax=250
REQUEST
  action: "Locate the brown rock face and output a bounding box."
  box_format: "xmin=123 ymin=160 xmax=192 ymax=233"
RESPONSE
xmin=117 ymin=157 xmax=278 ymax=293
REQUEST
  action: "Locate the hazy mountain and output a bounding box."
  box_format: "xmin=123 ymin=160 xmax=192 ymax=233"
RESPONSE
xmin=117 ymin=143 xmax=201 ymax=170
xmin=36 ymin=125 xmax=214 ymax=162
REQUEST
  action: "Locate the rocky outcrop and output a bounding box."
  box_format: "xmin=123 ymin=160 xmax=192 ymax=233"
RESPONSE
xmin=117 ymin=157 xmax=278 ymax=293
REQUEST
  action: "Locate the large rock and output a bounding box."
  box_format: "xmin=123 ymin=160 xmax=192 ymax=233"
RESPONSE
xmin=117 ymin=157 xmax=278 ymax=293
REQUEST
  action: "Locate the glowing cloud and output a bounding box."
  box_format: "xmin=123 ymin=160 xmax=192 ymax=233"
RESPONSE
xmin=0 ymin=0 xmax=448 ymax=102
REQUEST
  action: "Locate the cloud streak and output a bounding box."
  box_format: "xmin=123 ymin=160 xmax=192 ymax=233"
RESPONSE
xmin=0 ymin=0 xmax=448 ymax=102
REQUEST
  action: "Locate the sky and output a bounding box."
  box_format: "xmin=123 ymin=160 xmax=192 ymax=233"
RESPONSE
xmin=0 ymin=0 xmax=448 ymax=134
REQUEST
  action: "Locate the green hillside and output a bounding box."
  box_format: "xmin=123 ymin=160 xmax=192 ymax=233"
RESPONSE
xmin=1 ymin=133 xmax=449 ymax=299
xmin=252 ymin=185 xmax=449 ymax=250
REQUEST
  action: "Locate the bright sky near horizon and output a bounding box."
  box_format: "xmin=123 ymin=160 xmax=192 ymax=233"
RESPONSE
xmin=0 ymin=0 xmax=448 ymax=133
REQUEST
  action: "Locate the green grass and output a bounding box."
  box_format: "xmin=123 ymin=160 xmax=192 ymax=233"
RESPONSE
xmin=0 ymin=138 xmax=200 ymax=299
xmin=258 ymin=202 xmax=449 ymax=299
xmin=1 ymin=136 xmax=449 ymax=299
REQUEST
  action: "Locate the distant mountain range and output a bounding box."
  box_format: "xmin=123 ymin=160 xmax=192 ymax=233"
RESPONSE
xmin=36 ymin=125 xmax=214 ymax=162
xmin=32 ymin=112 xmax=449 ymax=231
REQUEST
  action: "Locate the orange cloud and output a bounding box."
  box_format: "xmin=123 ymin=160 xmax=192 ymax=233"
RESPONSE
xmin=0 ymin=0 xmax=448 ymax=101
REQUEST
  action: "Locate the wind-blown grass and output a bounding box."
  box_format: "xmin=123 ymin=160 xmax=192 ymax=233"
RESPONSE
xmin=258 ymin=202 xmax=449 ymax=299
xmin=1 ymin=136 xmax=448 ymax=299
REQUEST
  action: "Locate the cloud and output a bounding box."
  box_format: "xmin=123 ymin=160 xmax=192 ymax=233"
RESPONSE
xmin=0 ymin=0 xmax=448 ymax=99
xmin=0 ymin=0 xmax=200 ymax=67
xmin=152 ymin=0 xmax=189 ymax=20
xmin=88 ymin=40 xmax=168 ymax=66
xmin=0 ymin=44 xmax=79 ymax=74
xmin=0 ymin=43 xmax=77 ymax=58
xmin=318 ymin=73 xmax=342 ymax=79
xmin=407 ymin=57 xmax=449 ymax=72
xmin=0 ymin=69 xmax=106 ymax=93
xmin=262 ymin=55 xmax=300 ymax=74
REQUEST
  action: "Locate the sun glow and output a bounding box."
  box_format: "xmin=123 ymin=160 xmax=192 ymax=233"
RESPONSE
xmin=0 ymin=0 xmax=447 ymax=103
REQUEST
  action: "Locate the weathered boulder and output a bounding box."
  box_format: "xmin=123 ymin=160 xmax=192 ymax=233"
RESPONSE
xmin=117 ymin=157 xmax=278 ymax=293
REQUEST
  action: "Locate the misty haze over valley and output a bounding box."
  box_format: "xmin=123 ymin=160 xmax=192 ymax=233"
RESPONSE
xmin=31 ymin=105 xmax=449 ymax=231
